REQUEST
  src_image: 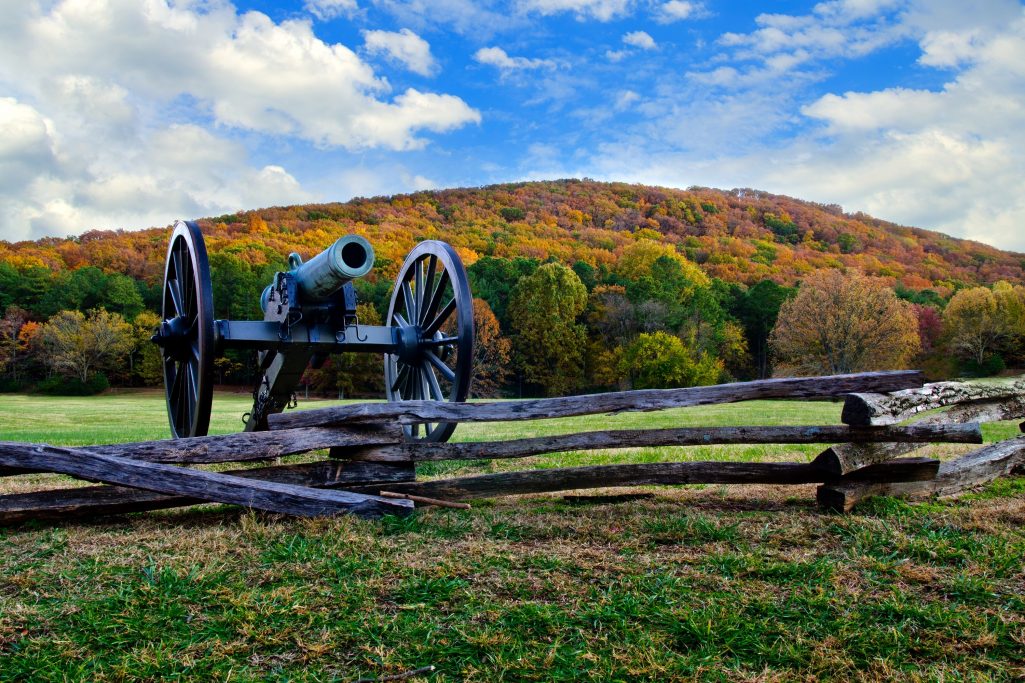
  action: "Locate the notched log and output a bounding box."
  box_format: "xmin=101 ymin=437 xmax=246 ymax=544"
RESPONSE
xmin=841 ymin=380 xmax=1025 ymax=426
xmin=817 ymin=435 xmax=1025 ymax=512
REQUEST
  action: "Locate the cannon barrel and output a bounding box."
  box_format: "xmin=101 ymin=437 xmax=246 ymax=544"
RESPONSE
xmin=262 ymin=235 xmax=375 ymax=309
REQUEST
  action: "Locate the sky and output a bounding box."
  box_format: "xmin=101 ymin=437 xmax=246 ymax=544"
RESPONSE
xmin=2 ymin=0 xmax=1024 ymax=252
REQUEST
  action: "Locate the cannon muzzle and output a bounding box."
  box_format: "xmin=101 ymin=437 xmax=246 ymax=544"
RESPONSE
xmin=263 ymin=235 xmax=375 ymax=309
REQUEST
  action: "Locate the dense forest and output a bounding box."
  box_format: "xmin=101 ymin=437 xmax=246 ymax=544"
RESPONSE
xmin=2 ymin=180 xmax=1023 ymax=397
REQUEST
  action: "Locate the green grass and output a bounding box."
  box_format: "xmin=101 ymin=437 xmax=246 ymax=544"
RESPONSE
xmin=0 ymin=391 xmax=1023 ymax=681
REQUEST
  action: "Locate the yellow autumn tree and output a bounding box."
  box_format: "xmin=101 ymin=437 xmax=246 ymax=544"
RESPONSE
xmin=770 ymin=270 xmax=920 ymax=375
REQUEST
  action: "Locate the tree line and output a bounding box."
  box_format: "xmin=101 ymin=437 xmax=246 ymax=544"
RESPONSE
xmin=2 ymin=231 xmax=1022 ymax=398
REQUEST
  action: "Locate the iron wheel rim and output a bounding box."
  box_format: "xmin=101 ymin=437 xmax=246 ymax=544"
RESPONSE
xmin=384 ymin=240 xmax=474 ymax=442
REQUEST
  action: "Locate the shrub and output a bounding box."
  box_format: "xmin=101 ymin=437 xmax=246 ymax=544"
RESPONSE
xmin=37 ymin=372 xmax=110 ymax=396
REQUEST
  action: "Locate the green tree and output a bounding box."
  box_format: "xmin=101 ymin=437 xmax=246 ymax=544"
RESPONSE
xmin=102 ymin=273 xmax=146 ymax=320
xmin=37 ymin=309 xmax=135 ymax=383
xmin=508 ymin=263 xmax=588 ymax=396
xmin=621 ymin=331 xmax=721 ymax=389
xmin=944 ymin=282 xmax=1025 ymax=367
xmin=468 ymin=256 xmax=539 ymax=330
xmin=131 ymin=311 xmax=164 ymax=386
xmin=727 ymin=280 xmax=796 ymax=379
xmin=209 ymin=252 xmax=263 ymax=320
xmin=38 ymin=267 xmax=108 ymax=317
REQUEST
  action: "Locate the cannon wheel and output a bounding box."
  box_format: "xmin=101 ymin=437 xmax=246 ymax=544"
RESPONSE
xmin=157 ymin=220 xmax=215 ymax=439
xmin=385 ymin=241 xmax=474 ymax=442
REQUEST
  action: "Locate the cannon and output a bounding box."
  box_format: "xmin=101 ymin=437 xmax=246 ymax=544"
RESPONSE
xmin=152 ymin=220 xmax=474 ymax=442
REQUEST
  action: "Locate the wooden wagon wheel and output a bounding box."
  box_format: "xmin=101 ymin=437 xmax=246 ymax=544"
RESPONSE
xmin=153 ymin=220 xmax=215 ymax=439
xmin=384 ymin=241 xmax=474 ymax=442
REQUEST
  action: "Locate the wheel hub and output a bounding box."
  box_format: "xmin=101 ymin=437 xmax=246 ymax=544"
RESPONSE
xmin=152 ymin=316 xmax=192 ymax=360
xmin=394 ymin=323 xmax=424 ymax=364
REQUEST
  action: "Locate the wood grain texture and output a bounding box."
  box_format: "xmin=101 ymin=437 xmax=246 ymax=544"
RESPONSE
xmin=344 ymin=457 xmax=939 ymax=501
xmin=270 ymin=371 xmax=925 ymax=429
xmin=814 ymin=396 xmax=1025 ymax=475
xmin=336 ymin=423 xmax=980 ymax=463
xmin=841 ymin=380 xmax=1025 ymax=426
xmin=0 ymin=425 xmax=403 ymax=478
xmin=0 ymin=460 xmax=415 ymax=524
xmin=817 ymin=435 xmax=1025 ymax=512
xmin=0 ymin=443 xmax=412 ymax=519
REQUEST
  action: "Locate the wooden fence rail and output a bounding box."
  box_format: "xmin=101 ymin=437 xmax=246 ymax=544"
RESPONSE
xmin=0 ymin=370 xmax=1021 ymax=522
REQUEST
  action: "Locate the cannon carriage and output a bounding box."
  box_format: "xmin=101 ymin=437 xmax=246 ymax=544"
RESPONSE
xmin=151 ymin=220 xmax=474 ymax=442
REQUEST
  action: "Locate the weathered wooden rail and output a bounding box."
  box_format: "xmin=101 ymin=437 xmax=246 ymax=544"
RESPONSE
xmin=0 ymin=370 xmax=1022 ymax=523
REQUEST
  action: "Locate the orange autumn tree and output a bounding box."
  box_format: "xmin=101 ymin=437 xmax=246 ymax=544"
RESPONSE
xmin=770 ymin=269 xmax=920 ymax=375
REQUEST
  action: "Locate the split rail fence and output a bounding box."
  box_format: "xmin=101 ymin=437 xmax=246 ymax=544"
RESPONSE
xmin=0 ymin=370 xmax=1023 ymax=523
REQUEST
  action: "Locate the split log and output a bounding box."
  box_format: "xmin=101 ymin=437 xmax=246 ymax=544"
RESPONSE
xmin=0 ymin=443 xmax=412 ymax=519
xmin=0 ymin=460 xmax=415 ymax=525
xmin=0 ymin=425 xmax=403 ymax=478
xmin=841 ymin=379 xmax=1025 ymax=426
xmin=270 ymin=371 xmax=924 ymax=430
xmin=817 ymin=435 xmax=1025 ymax=512
xmin=344 ymin=458 xmax=939 ymax=501
xmin=814 ymin=396 xmax=1025 ymax=475
xmin=336 ymin=423 xmax=981 ymax=463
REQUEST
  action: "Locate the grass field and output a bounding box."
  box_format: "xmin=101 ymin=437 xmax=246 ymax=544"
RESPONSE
xmin=0 ymin=391 xmax=1023 ymax=681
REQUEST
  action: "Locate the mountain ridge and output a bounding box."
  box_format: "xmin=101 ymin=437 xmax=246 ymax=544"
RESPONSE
xmin=2 ymin=179 xmax=1022 ymax=295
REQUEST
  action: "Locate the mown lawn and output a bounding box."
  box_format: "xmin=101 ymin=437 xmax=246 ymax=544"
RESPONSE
xmin=0 ymin=391 xmax=1023 ymax=681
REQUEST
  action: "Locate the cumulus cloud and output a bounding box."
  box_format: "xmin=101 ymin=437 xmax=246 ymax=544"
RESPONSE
xmin=474 ymin=47 xmax=557 ymax=71
xmin=655 ymin=1 xmax=704 ymax=23
xmin=371 ymin=0 xmax=518 ymax=37
xmin=517 ymin=0 xmax=632 ymax=22
xmin=363 ymin=28 xmax=437 ymax=76
xmin=623 ymin=30 xmax=657 ymax=50
xmin=0 ymin=0 xmax=480 ymax=240
xmin=305 ymin=0 xmax=360 ymax=20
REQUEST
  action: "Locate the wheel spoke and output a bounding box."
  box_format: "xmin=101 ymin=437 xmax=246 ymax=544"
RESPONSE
xmin=424 ymin=350 xmax=456 ymax=382
xmin=167 ymin=278 xmax=185 ymax=318
xmin=391 ymin=361 xmax=410 ymax=393
xmin=401 ymin=362 xmax=416 ymax=399
xmin=421 ymin=255 xmax=438 ymax=322
xmin=424 ymin=298 xmax=456 ymax=336
xmin=401 ymin=280 xmax=415 ymax=321
xmin=393 ymin=312 xmax=410 ymax=329
xmin=414 ymin=257 xmax=425 ymax=321
xmin=184 ymin=360 xmax=196 ymax=429
xmin=424 ymin=363 xmax=444 ymax=400
xmin=421 ymin=270 xmax=449 ymax=326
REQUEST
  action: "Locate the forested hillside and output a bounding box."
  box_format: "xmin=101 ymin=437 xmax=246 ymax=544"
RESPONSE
xmin=2 ymin=180 xmax=1023 ymax=396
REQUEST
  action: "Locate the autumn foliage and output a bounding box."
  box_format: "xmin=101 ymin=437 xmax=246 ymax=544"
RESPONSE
xmin=1 ymin=180 xmax=1023 ymax=395
xmin=770 ymin=270 xmax=921 ymax=375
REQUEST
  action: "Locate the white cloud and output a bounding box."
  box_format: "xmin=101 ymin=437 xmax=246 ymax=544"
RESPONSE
xmin=623 ymin=30 xmax=657 ymax=50
xmin=615 ymin=90 xmax=641 ymax=110
xmin=580 ymin=3 xmax=1025 ymax=252
xmin=372 ymin=0 xmax=518 ymax=37
xmin=305 ymin=0 xmax=359 ymax=21
xmin=0 ymin=0 xmax=481 ymax=241
xmin=363 ymin=28 xmax=437 ymax=76
xmin=517 ymin=0 xmax=633 ymax=22
xmin=474 ymin=46 xmax=557 ymax=71
xmin=655 ymin=1 xmax=703 ymax=23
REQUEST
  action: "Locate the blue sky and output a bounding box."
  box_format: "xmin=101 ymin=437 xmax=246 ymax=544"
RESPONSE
xmin=2 ymin=0 xmax=1024 ymax=251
